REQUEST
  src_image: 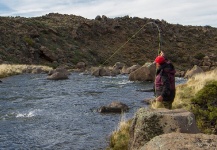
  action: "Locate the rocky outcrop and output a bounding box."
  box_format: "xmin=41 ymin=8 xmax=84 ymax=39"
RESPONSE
xmin=184 ymin=65 xmax=204 ymax=78
xmin=98 ymin=101 xmax=129 ymax=113
xmin=142 ymin=132 xmax=217 ymax=150
xmin=39 ymin=46 xmax=57 ymax=62
xmin=129 ymin=62 xmax=156 ymax=81
xmin=90 ymin=63 xmax=143 ymax=77
xmin=129 ymin=108 xmax=200 ymax=150
xmin=90 ymin=65 xmax=122 ymax=77
xmin=91 ymin=66 xmax=111 ymax=77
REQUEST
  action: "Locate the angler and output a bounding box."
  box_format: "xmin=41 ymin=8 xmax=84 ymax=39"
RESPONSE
xmin=152 ymin=53 xmax=176 ymax=109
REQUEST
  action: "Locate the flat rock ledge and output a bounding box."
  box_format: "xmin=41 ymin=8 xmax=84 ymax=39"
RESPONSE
xmin=142 ymin=132 xmax=217 ymax=150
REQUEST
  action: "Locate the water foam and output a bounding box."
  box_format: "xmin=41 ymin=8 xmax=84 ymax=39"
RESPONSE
xmin=117 ymin=80 xmax=133 ymax=85
xmin=16 ymin=109 xmax=42 ymax=118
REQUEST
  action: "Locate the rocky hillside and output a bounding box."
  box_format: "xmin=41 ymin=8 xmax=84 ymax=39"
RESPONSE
xmin=0 ymin=13 xmax=217 ymax=70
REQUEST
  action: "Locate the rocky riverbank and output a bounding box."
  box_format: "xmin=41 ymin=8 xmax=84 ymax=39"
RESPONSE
xmin=107 ymin=68 xmax=217 ymax=150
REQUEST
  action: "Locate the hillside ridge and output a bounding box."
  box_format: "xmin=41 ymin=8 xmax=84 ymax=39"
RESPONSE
xmin=0 ymin=13 xmax=217 ymax=71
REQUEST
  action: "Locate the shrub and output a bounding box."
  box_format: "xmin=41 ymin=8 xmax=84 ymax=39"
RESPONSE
xmin=23 ymin=36 xmax=34 ymax=46
xmin=194 ymin=53 xmax=205 ymax=60
xmin=190 ymin=80 xmax=217 ymax=134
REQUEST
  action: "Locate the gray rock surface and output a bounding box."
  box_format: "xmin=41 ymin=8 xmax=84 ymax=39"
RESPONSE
xmin=129 ymin=108 xmax=200 ymax=150
xmin=141 ymin=132 xmax=217 ymax=150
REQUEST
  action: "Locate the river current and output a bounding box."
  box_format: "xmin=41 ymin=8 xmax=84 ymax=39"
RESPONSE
xmin=0 ymin=73 xmax=185 ymax=150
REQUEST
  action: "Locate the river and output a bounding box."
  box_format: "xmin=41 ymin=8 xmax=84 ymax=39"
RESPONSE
xmin=0 ymin=73 xmax=185 ymax=150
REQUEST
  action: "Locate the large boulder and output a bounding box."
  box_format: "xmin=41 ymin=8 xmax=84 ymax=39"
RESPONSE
xmin=126 ymin=64 xmax=141 ymax=74
xmin=142 ymin=133 xmax=217 ymax=150
xmin=47 ymin=68 xmax=70 ymax=80
xmin=184 ymin=65 xmax=204 ymax=78
xmin=129 ymin=62 xmax=156 ymax=81
xmin=31 ymin=67 xmax=44 ymax=74
xmin=110 ymin=67 xmax=120 ymax=76
xmin=91 ymin=66 xmax=120 ymax=77
xmin=121 ymin=65 xmax=130 ymax=74
xmin=113 ymin=62 xmax=125 ymax=70
xmin=98 ymin=101 xmax=129 ymax=113
xmin=76 ymin=62 xmax=86 ymax=69
xmin=47 ymin=72 xmax=69 ymax=80
xmin=91 ymin=67 xmax=110 ymax=77
xmin=129 ymin=108 xmax=200 ymax=150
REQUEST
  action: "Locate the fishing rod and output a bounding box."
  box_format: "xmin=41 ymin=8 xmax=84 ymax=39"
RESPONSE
xmin=101 ymin=21 xmax=162 ymax=65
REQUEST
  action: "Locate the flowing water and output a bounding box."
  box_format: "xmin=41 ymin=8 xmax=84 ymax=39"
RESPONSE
xmin=0 ymin=73 xmax=185 ymax=150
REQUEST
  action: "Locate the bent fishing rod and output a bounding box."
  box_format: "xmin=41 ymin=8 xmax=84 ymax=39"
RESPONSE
xmin=101 ymin=21 xmax=162 ymax=66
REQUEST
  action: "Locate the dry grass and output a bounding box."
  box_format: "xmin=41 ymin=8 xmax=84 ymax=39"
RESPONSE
xmin=107 ymin=114 xmax=132 ymax=150
xmin=0 ymin=64 xmax=53 ymax=78
xmin=173 ymin=68 xmax=217 ymax=109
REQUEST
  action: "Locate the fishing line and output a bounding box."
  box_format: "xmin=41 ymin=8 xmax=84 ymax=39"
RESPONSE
xmin=101 ymin=21 xmax=162 ymax=66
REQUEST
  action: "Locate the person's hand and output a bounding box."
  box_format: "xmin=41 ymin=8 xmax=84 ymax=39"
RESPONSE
xmin=156 ymin=95 xmax=163 ymax=102
xmin=160 ymin=51 xmax=165 ymax=56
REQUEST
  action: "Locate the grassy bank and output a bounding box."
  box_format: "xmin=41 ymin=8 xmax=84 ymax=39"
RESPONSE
xmin=173 ymin=69 xmax=217 ymax=134
xmin=0 ymin=64 xmax=53 ymax=79
xmin=173 ymin=68 xmax=217 ymax=109
xmin=107 ymin=115 xmax=132 ymax=150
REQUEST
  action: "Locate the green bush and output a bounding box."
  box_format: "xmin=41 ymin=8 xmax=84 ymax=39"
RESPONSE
xmin=23 ymin=36 xmax=34 ymax=46
xmin=190 ymin=80 xmax=217 ymax=134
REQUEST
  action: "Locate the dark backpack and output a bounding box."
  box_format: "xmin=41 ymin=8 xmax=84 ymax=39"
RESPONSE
xmin=161 ymin=62 xmax=176 ymax=90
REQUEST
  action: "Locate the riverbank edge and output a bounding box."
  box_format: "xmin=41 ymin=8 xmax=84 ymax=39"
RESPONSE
xmin=106 ymin=68 xmax=217 ymax=150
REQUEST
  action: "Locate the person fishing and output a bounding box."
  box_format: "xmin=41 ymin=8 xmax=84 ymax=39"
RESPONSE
xmin=152 ymin=51 xmax=176 ymax=109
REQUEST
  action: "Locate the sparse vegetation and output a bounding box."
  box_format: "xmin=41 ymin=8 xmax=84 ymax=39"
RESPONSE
xmin=0 ymin=13 xmax=217 ymax=68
